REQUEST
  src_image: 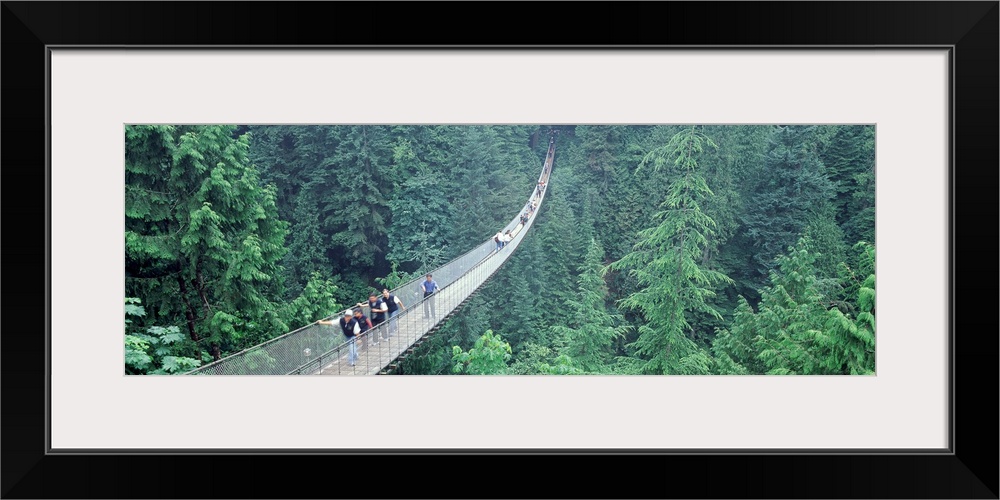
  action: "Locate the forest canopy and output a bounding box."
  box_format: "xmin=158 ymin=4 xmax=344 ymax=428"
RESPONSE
xmin=124 ymin=124 xmax=875 ymax=375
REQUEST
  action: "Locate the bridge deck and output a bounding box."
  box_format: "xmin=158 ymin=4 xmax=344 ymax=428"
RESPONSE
xmin=307 ymin=239 xmax=526 ymax=375
xmin=187 ymin=136 xmax=555 ymax=376
xmin=314 ymin=256 xmax=500 ymax=375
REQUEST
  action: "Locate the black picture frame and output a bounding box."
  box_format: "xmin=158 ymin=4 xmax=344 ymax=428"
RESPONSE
xmin=2 ymin=2 xmax=996 ymax=498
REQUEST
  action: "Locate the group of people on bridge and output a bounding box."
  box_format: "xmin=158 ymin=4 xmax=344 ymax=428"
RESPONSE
xmin=495 ymin=174 xmax=550 ymax=252
xmin=317 ymin=134 xmax=556 ymax=368
xmin=317 ymin=273 xmax=441 ymax=367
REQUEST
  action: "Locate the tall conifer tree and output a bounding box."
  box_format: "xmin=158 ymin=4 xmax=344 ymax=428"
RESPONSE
xmin=610 ymin=126 xmax=733 ymax=374
xmin=125 ymin=125 xmax=288 ymax=359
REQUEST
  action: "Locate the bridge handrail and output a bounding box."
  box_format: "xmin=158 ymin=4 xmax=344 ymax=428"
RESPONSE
xmin=186 ymin=134 xmax=556 ymax=375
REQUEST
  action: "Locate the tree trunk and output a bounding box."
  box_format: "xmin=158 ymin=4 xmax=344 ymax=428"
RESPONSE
xmin=194 ymin=262 xmax=219 ymax=360
xmin=176 ymin=272 xmax=200 ymax=343
xmin=195 ymin=267 xmax=212 ymax=313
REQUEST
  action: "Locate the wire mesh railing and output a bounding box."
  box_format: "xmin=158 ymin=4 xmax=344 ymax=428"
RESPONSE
xmin=187 ymin=135 xmax=556 ymax=375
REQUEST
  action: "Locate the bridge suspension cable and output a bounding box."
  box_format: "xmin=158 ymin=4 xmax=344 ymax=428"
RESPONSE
xmin=186 ymin=134 xmax=557 ymax=375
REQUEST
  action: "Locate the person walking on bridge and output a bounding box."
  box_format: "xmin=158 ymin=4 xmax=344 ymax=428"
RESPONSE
xmin=382 ymin=288 xmax=406 ymax=338
xmin=359 ymin=294 xmax=387 ymax=344
xmin=318 ymin=310 xmax=360 ymax=367
xmin=421 ymin=273 xmax=439 ymax=319
xmin=494 ymin=230 xmax=504 ymax=251
xmin=501 ymin=230 xmax=512 ymax=249
xmin=353 ymin=308 xmax=374 ymax=350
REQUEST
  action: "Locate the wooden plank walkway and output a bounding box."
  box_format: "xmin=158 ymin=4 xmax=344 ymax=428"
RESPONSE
xmin=317 ymin=253 xmax=499 ymax=375
xmin=185 ymin=137 xmax=556 ymax=376
xmin=315 ymin=151 xmax=554 ymax=376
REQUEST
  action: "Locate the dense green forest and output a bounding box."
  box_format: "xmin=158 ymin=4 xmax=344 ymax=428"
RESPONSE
xmin=124 ymin=124 xmax=875 ymax=375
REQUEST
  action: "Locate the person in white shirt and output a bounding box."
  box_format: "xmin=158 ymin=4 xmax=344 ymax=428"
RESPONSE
xmin=318 ymin=310 xmax=361 ymax=366
xmin=381 ymin=289 xmax=406 ymax=338
xmin=501 ymin=230 xmax=512 ymax=248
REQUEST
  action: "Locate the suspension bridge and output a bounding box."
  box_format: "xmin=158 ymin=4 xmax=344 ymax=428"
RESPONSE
xmin=186 ymin=135 xmax=557 ymax=375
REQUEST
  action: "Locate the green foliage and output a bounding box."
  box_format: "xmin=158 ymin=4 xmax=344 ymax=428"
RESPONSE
xmin=386 ymin=141 xmax=452 ymax=272
xmin=827 ymin=242 xmax=876 ymax=374
xmin=752 ymin=238 xmax=837 ymax=374
xmin=285 ymin=272 xmax=342 ymax=329
xmin=243 ymin=349 xmax=278 ymax=373
xmin=125 ymin=125 xmax=289 ymax=360
xmin=507 ymin=342 xmax=558 ymax=375
xmin=124 ymin=335 xmax=154 ymax=372
xmin=838 ymin=240 xmax=876 ymax=307
xmin=399 ymin=332 xmax=455 ymax=375
xmin=815 ymin=125 xmax=876 ymax=245
xmin=451 ymin=330 xmax=513 ymax=375
xmin=320 ymin=126 xmax=392 ymax=268
xmin=124 ymin=297 xmax=145 ymax=321
xmin=803 ymin=205 xmax=848 ymax=282
xmin=447 ymin=126 xmax=534 ymax=250
xmin=125 ymin=298 xmax=201 ymax=375
xmin=537 ymin=354 xmax=586 ymax=375
xmin=711 ymin=238 xmax=875 ymax=375
xmin=375 ymin=261 xmax=416 ymax=292
xmin=709 ymin=298 xmax=760 ymax=375
xmin=741 ymin=126 xmax=836 ymax=279
xmin=610 ymin=127 xmax=733 ymax=374
xmin=125 ymin=124 xmax=875 ymax=376
xmin=551 ymin=238 xmax=628 ymax=372
xmin=283 ymin=193 xmax=333 ymax=294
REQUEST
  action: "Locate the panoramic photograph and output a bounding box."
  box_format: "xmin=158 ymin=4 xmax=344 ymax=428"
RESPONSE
xmin=124 ymin=124 xmax=875 ymax=376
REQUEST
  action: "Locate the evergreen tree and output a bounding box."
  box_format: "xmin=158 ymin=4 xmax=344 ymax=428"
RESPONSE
xmin=537 ymin=354 xmax=586 ymax=375
xmin=741 ymin=126 xmax=836 ymax=279
xmin=688 ymin=125 xmax=774 ymax=320
xmin=709 ymin=299 xmax=755 ymax=375
xmin=844 ymin=135 xmax=876 ymax=246
xmin=551 ymin=238 xmax=628 ymax=372
xmin=246 ymin=125 xmax=313 ymax=222
xmin=712 ymin=237 xmax=875 ymax=375
xmin=803 ymin=204 xmax=848 ymax=284
xmin=249 ymin=125 xmax=336 ymax=293
xmin=125 ymin=125 xmax=289 ymax=360
xmin=386 ymin=139 xmax=451 ymax=272
xmin=827 ymin=241 xmax=876 ymax=374
xmin=573 ymin=125 xmax=659 ymax=264
xmin=123 ymin=124 xmax=878 ymax=376
xmin=750 ymin=238 xmax=834 ymax=374
xmin=452 ymin=330 xmax=512 ymax=375
xmin=815 ymin=125 xmax=876 ymax=244
xmin=486 ymin=244 xmax=545 ymax=349
xmin=283 ymin=191 xmax=332 ymax=294
xmin=609 ymin=126 xmax=733 ymax=374
xmin=447 ymin=126 xmax=531 ymax=249
xmin=320 ymin=125 xmax=392 ymax=269
xmin=525 ymin=185 xmax=582 ymax=325
xmin=284 ymin=272 xmax=342 ymax=330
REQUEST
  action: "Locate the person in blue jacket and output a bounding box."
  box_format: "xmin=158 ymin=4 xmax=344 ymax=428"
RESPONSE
xmin=421 ymin=273 xmax=439 ymax=319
